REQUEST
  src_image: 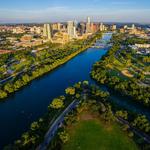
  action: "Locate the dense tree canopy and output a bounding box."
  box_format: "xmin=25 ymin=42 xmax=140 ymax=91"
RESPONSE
xmin=0 ymin=32 xmax=102 ymax=100
xmin=91 ymin=34 xmax=150 ymax=107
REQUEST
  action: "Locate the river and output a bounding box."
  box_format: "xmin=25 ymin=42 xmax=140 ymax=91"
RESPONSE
xmin=0 ymin=33 xmax=150 ymax=148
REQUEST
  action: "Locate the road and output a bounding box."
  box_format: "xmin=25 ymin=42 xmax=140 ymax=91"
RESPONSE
xmin=0 ymin=50 xmax=68 ymax=85
xmin=0 ymin=70 xmax=24 ymax=84
xmin=117 ymin=117 xmax=150 ymax=144
xmin=37 ymin=100 xmax=79 ymax=150
xmin=0 ymin=64 xmax=36 ymax=84
xmin=37 ymin=91 xmax=150 ymax=150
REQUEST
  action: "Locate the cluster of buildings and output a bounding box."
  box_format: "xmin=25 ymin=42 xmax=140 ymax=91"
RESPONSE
xmin=0 ymin=25 xmax=44 ymax=50
xmin=119 ymin=24 xmax=150 ymax=55
xmin=120 ymin=24 xmax=149 ymax=39
xmin=130 ymin=44 xmax=150 ymax=55
xmin=42 ymin=17 xmax=108 ymax=44
xmin=0 ymin=25 xmax=42 ymax=34
xmin=0 ymin=17 xmax=109 ymax=50
xmin=121 ymin=25 xmax=150 ymax=55
xmin=16 ymin=34 xmax=43 ymax=48
xmin=0 ymin=17 xmax=109 ymax=49
xmin=0 ymin=18 xmax=149 ymax=53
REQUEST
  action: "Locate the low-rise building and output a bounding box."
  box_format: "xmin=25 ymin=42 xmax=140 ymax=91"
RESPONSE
xmin=135 ymin=44 xmax=150 ymax=48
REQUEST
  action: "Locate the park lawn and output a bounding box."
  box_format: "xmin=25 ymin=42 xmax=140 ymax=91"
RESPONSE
xmin=63 ymin=119 xmax=138 ymax=150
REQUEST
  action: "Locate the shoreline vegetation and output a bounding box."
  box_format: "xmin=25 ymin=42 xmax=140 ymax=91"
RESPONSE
xmin=91 ymin=33 xmax=150 ymax=108
xmin=6 ymin=81 xmax=150 ymax=150
xmin=3 ymin=32 xmax=150 ymax=150
xmin=0 ymin=32 xmax=102 ymax=100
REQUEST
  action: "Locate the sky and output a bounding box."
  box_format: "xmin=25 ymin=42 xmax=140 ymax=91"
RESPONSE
xmin=0 ymin=0 xmax=150 ymax=23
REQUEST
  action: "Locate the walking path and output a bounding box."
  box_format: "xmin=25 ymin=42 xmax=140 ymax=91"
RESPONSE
xmin=37 ymin=100 xmax=79 ymax=150
xmin=117 ymin=117 xmax=150 ymax=144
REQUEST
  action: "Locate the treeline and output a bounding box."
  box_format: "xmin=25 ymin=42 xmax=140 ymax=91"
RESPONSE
xmin=47 ymin=84 xmax=150 ymax=150
xmin=91 ymin=34 xmax=150 ymax=107
xmin=4 ymin=81 xmax=91 ymax=149
xmin=111 ymin=33 xmax=150 ymax=45
xmin=89 ymin=84 xmax=150 ymax=136
xmin=4 ymin=82 xmax=150 ymax=150
xmin=143 ymin=56 xmax=150 ymax=63
xmin=0 ymin=32 xmax=102 ymax=100
xmin=123 ymin=37 xmax=150 ymax=45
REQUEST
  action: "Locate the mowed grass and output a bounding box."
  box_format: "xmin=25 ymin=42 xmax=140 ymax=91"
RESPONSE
xmin=63 ymin=120 xmax=138 ymax=150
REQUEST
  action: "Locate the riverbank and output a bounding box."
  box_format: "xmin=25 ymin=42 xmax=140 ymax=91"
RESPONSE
xmin=2 ymin=33 xmax=150 ymax=149
xmin=6 ymin=81 xmax=140 ymax=150
xmin=0 ymin=32 xmax=102 ymax=101
xmin=91 ymin=33 xmax=150 ymax=108
xmin=48 ymin=83 xmax=150 ymax=150
xmin=0 ymin=33 xmax=109 ymax=149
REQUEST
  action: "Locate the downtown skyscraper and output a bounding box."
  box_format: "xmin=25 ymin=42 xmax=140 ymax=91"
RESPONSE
xmin=43 ymin=24 xmax=52 ymax=41
xmin=67 ymin=21 xmax=77 ymax=39
xmin=86 ymin=17 xmax=91 ymax=33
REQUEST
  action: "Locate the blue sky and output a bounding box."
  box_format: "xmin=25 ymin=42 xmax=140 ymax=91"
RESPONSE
xmin=0 ymin=0 xmax=150 ymax=23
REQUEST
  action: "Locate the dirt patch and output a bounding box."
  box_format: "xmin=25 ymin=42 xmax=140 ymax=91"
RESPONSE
xmin=122 ymin=69 xmax=133 ymax=78
xmin=80 ymin=113 xmax=94 ymax=121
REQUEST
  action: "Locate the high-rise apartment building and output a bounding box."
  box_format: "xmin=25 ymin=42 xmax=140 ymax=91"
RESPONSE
xmin=67 ymin=21 xmax=77 ymax=39
xmin=112 ymin=24 xmax=117 ymax=30
xmin=132 ymin=24 xmax=135 ymax=30
xmin=87 ymin=17 xmax=90 ymax=24
xmin=43 ymin=24 xmax=52 ymax=41
xmin=79 ymin=22 xmax=86 ymax=35
xmin=124 ymin=25 xmax=128 ymax=29
xmin=52 ymin=23 xmax=61 ymax=31
xmin=100 ymin=23 xmax=105 ymax=31
xmin=86 ymin=17 xmax=91 ymax=33
xmin=30 ymin=26 xmax=42 ymax=34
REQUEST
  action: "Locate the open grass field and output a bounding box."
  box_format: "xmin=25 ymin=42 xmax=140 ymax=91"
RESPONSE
xmin=63 ymin=118 xmax=138 ymax=150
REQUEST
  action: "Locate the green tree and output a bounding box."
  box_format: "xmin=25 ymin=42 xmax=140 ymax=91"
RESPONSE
xmin=115 ymin=110 xmax=128 ymax=120
xmin=22 ymin=132 xmax=30 ymax=145
xmin=0 ymin=90 xmax=7 ymax=99
xmin=65 ymin=87 xmax=75 ymax=95
xmin=102 ymin=105 xmax=115 ymax=124
xmin=58 ymin=130 xmax=69 ymax=144
xmin=22 ymin=74 xmax=30 ymax=83
xmin=31 ymin=122 xmax=40 ymax=131
xmin=132 ymin=115 xmax=150 ymax=133
xmin=75 ymin=93 xmax=81 ymax=99
xmin=4 ymin=83 xmax=14 ymax=93
xmin=49 ymin=96 xmax=65 ymax=109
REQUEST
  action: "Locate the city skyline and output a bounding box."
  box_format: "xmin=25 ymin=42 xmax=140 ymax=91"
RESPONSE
xmin=0 ymin=0 xmax=150 ymax=23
